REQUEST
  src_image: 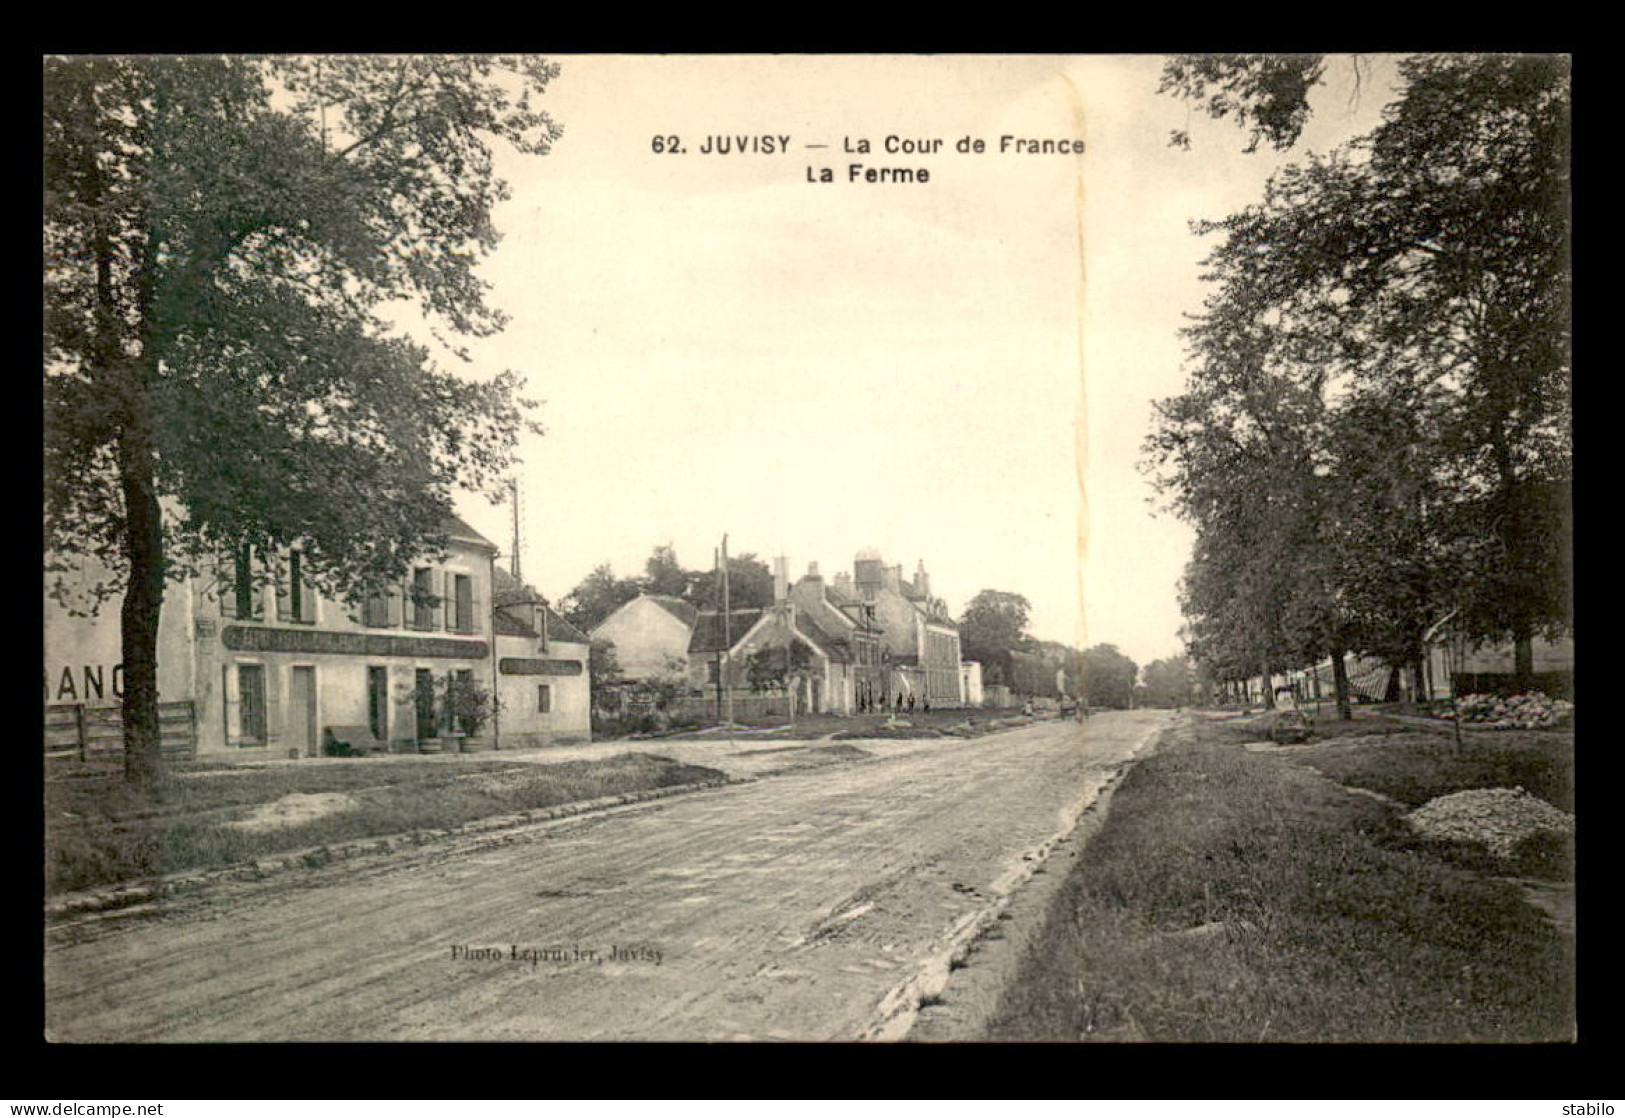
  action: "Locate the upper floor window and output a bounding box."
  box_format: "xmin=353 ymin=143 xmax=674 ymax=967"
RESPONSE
xmin=219 ymin=544 xmax=264 ymax=620
xmin=410 ymin=567 xmax=439 ymax=631
xmin=276 ymin=549 xmax=317 ymax=624
xmin=448 ymin=573 xmax=476 ymax=634
xmin=361 ymin=586 xmax=398 ymax=628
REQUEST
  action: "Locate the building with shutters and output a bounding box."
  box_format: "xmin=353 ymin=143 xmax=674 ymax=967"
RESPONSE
xmin=45 ymin=515 xmax=508 ymax=759
xmin=833 ymin=549 xmax=964 ymax=708
xmin=490 ymin=567 xmax=592 ymax=748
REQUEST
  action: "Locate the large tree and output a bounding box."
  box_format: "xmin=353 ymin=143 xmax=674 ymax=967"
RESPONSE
xmin=1161 ymin=54 xmax=1572 ymax=681
xmin=687 ymin=551 xmax=775 ymax=612
xmin=44 ymin=55 xmax=563 ymax=783
xmin=1080 ymin=644 xmax=1139 ymax=710
xmin=558 ymin=563 xmax=644 ymax=632
xmin=958 ymin=589 xmax=1034 ymax=687
xmin=1140 ymin=655 xmax=1196 ymax=709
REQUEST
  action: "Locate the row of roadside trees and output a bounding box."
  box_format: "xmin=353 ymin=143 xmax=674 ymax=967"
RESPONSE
xmin=1142 ymin=55 xmax=1571 ymax=716
xmin=959 ymin=589 xmax=1194 ymax=710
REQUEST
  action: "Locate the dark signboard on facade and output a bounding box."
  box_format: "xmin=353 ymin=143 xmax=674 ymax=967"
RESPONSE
xmin=222 ymin=626 xmax=489 ymax=660
xmin=499 ymin=657 xmax=585 ymax=676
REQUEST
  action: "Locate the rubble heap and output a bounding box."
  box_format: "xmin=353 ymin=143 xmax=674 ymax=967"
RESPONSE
xmin=1451 ymin=691 xmax=1574 ymax=730
xmin=1405 ymin=786 xmax=1574 ymax=861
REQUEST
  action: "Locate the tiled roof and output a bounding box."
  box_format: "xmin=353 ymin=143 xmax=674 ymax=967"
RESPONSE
xmin=644 ymin=594 xmax=699 ymax=629
xmin=489 ymin=567 xmax=591 ymax=643
xmin=491 ymin=566 xmax=541 ymax=608
xmin=794 ymin=611 xmax=852 ymax=662
xmin=688 ymin=608 xmax=765 ymax=654
xmin=537 ymin=604 xmax=590 ymax=645
xmin=441 ymin=514 xmax=498 ymax=552
xmin=823 ymin=581 xmax=856 ymax=607
xmin=493 ymin=609 xmax=538 ymax=638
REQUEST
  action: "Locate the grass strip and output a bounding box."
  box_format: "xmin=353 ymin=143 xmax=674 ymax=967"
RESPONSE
xmin=46 ymin=753 xmax=725 ymax=897
xmin=981 ymin=718 xmax=1574 ymax=1043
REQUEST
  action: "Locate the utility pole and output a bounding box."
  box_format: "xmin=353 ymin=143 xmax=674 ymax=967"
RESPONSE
xmin=721 ymin=533 xmax=733 ymax=726
xmin=508 ymin=476 xmax=522 ymax=582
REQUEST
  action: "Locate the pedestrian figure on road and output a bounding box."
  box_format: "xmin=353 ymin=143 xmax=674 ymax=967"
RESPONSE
xmin=907 ymin=694 xmax=916 ymax=713
xmin=897 ymin=692 xmax=905 ymax=711
xmin=923 ymin=698 xmax=931 ymax=714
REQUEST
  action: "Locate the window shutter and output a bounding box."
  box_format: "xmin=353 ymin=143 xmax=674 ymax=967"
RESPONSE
xmin=387 ymin=583 xmax=404 ymax=628
xmin=264 ymin=667 xmax=282 ymax=746
xmin=241 ymin=547 xmax=263 ymax=620
xmin=223 ymin=665 xmax=241 ymax=743
xmin=298 ymin=558 xmax=317 ymax=623
xmin=275 ymin=553 xmax=292 ymax=621
xmin=444 ymin=572 xmax=455 ymax=632
xmin=218 ymin=556 xmax=237 ymax=619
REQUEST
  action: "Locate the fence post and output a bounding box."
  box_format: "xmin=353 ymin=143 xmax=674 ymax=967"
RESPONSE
xmin=75 ymin=704 xmax=87 ymax=762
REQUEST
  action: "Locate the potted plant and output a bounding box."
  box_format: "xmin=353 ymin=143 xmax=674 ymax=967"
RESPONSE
xmin=440 ymin=674 xmax=499 ymax=752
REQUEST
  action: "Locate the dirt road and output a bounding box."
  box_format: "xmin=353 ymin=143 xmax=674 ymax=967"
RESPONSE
xmin=45 ymin=710 xmax=1171 ymax=1042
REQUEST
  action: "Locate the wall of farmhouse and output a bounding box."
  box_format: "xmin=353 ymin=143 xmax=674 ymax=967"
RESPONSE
xmin=591 ymin=598 xmax=693 ymax=681
xmin=44 ymin=557 xmax=196 ymax=709
xmin=494 ymin=634 xmax=590 ymax=748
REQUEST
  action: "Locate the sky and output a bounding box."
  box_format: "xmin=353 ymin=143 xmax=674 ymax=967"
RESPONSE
xmin=446 ymin=55 xmax=1398 ymax=668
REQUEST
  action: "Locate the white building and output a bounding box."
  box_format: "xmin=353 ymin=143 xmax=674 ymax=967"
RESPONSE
xmin=45 ymin=516 xmax=588 ymax=759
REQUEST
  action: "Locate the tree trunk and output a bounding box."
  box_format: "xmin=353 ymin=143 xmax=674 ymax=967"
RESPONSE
xmin=1260 ymin=657 xmax=1275 ymax=710
xmin=1383 ymin=665 xmax=1402 ymax=704
xmin=1513 ymin=623 xmax=1535 ymax=691
xmin=1330 ymin=648 xmax=1353 ymax=721
xmin=86 ymin=86 xmax=166 ymax=788
xmin=117 ymin=417 xmax=165 ymax=787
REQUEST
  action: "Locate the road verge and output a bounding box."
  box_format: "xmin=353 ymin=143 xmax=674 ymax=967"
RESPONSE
xmin=865 ymin=717 xmax=1172 ymax=1042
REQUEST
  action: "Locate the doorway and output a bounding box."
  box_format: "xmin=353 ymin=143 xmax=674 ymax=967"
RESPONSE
xmin=290 ymin=666 xmax=317 ymax=757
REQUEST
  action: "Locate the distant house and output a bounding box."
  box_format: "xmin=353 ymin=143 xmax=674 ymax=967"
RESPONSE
xmin=588 ymin=593 xmax=699 ymax=683
xmin=790 ymin=561 xmax=884 ymax=710
xmin=490 ymin=567 xmax=591 ymax=747
xmin=685 ymin=597 xmax=858 ymax=716
xmin=960 ymin=660 xmax=985 ymax=706
xmin=1270 ymin=634 xmax=1575 ymax=708
xmin=830 ymin=549 xmax=964 ymax=707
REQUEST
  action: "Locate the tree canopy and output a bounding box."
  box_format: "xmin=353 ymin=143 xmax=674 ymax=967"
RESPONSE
xmin=558 ymin=545 xmax=776 ymax=631
xmin=44 ymin=55 xmax=564 ymax=781
xmin=957 ymin=589 xmax=1034 ymax=686
xmin=1079 ymin=644 xmax=1139 ymax=710
xmin=1147 ymin=54 xmax=1570 ymax=700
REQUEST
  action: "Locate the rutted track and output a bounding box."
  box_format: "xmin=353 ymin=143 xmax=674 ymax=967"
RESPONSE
xmin=45 ymin=711 xmax=1169 ymax=1042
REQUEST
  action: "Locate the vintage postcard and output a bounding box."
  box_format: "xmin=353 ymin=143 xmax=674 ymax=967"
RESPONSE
xmin=43 ymin=54 xmax=1572 ymax=1044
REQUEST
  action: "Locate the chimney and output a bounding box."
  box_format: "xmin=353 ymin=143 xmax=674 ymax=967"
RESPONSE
xmin=883 ymin=564 xmax=903 ymax=593
xmin=854 ymin=548 xmax=884 ymax=598
xmin=805 ymin=561 xmax=822 ymax=581
xmin=833 ymin=571 xmax=853 ymax=595
xmin=915 ymin=559 xmax=930 ymax=601
xmin=773 ymin=556 xmax=789 ymax=603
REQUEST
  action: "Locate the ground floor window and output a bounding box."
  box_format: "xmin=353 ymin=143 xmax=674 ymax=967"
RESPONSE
xmin=537 ymin=683 xmax=552 ymax=713
xmin=451 ymin=668 xmax=474 ymax=732
xmin=368 ymin=666 xmax=389 ymax=742
xmin=415 ymin=668 xmax=437 ymax=740
xmin=237 ymin=663 xmax=267 ymax=745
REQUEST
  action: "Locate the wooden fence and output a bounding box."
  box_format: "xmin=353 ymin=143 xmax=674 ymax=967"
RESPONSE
xmin=44 ymin=701 xmax=198 ymax=762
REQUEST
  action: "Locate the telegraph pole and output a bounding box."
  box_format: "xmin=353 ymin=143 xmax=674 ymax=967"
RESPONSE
xmin=721 ymin=533 xmax=733 ymax=726
xmin=508 ymin=477 xmax=522 ymax=582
